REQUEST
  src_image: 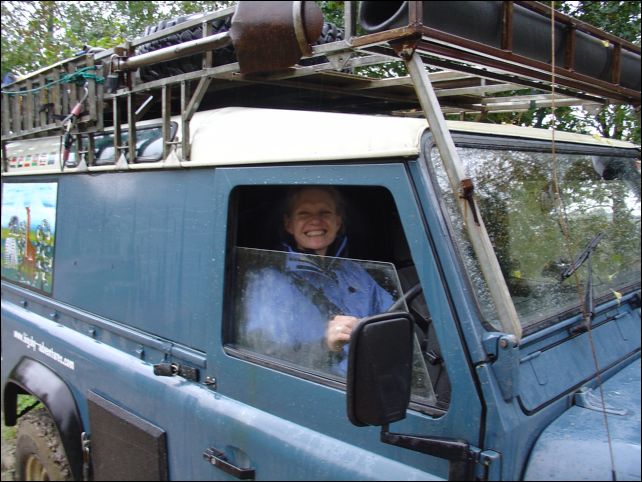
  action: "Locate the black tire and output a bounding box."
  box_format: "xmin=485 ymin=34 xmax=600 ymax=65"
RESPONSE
xmin=316 ymin=22 xmax=344 ymax=45
xmin=135 ymin=14 xmax=343 ymax=81
xmin=299 ymin=22 xmax=345 ymax=66
xmin=15 ymin=408 xmax=72 ymax=481
xmin=136 ymin=14 xmax=236 ymax=82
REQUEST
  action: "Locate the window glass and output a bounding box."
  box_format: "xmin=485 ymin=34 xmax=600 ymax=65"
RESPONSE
xmin=432 ymin=146 xmax=641 ymax=331
xmin=234 ymin=248 xmax=393 ymax=370
xmin=232 ymin=247 xmax=437 ymax=404
xmin=64 ymin=124 xmax=174 ymax=167
xmin=94 ymin=126 xmax=166 ymax=164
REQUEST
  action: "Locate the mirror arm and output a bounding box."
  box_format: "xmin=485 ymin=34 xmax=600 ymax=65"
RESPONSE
xmin=380 ymin=425 xmax=476 ymax=481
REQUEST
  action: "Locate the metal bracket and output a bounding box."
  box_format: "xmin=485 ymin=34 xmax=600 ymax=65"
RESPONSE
xmin=403 ymin=47 xmax=522 ymax=340
xmin=482 ymin=333 xmax=519 ymax=401
xmin=476 ymin=450 xmax=502 ymax=481
xmin=81 ymin=431 xmax=92 ymax=481
xmin=327 ymin=51 xmax=356 ymax=71
xmin=574 ymin=387 xmax=628 ymax=416
xmin=203 ymin=447 xmax=255 ymax=480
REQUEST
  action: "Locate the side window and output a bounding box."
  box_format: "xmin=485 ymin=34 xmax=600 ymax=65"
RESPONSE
xmin=224 ymin=185 xmax=451 ymax=411
xmin=64 ymin=123 xmax=177 ymax=167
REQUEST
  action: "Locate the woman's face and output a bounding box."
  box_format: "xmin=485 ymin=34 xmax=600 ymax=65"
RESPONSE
xmin=284 ymin=188 xmax=342 ymax=256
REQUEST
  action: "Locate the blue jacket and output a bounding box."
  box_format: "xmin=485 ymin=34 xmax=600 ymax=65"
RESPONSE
xmin=237 ymin=239 xmax=394 ymax=375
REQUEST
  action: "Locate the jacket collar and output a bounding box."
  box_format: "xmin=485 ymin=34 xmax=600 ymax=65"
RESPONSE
xmin=281 ymin=235 xmax=348 ymax=275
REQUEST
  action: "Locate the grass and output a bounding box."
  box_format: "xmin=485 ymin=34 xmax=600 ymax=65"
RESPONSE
xmin=1 ymin=419 xmax=16 ymax=441
xmin=2 ymin=395 xmax=41 ymax=440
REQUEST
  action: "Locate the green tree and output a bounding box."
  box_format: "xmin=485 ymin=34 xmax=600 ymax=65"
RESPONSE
xmin=557 ymin=1 xmax=641 ymax=143
xmin=1 ymin=1 xmax=62 ymax=76
xmin=1 ymin=1 xmax=233 ymax=78
xmin=476 ymin=1 xmax=641 ymax=143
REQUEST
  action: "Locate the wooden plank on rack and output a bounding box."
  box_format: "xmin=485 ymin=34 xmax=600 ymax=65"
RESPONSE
xmin=1 ymin=93 xmax=10 ymax=136
xmin=38 ymin=75 xmax=48 ymax=127
xmin=51 ymin=69 xmax=61 ymax=120
xmin=11 ymin=91 xmax=21 ymax=134
xmin=87 ymin=56 xmax=97 ymax=123
xmin=24 ymin=80 xmax=34 ymax=132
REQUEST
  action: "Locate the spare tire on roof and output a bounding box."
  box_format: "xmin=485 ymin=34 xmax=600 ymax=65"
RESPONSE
xmin=135 ymin=13 xmax=344 ymax=81
xmin=135 ymin=14 xmax=236 ymax=82
xmin=299 ymin=22 xmax=345 ymax=66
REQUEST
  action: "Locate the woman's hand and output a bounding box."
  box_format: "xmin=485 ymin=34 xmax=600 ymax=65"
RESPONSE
xmin=326 ymin=315 xmax=359 ymax=351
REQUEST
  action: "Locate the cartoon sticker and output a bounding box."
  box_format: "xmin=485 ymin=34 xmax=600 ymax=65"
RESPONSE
xmin=1 ymin=182 xmax=57 ymax=293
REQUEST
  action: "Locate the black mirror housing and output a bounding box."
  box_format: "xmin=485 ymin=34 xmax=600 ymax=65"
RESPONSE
xmin=346 ymin=312 xmax=414 ymax=427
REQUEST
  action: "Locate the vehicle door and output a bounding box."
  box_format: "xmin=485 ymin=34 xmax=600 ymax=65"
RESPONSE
xmin=195 ymin=161 xmax=484 ymax=480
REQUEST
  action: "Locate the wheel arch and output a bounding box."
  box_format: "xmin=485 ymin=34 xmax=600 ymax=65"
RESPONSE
xmin=4 ymin=357 xmax=83 ymax=481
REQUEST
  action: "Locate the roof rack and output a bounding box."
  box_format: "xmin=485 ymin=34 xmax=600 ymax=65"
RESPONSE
xmin=2 ymin=2 xmax=639 ymax=145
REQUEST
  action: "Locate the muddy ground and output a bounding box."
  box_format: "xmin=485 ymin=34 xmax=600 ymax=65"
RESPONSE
xmin=1 ymin=411 xmax=15 ymax=481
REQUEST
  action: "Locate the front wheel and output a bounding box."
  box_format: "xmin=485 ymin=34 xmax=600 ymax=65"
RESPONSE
xmin=15 ymin=408 xmax=72 ymax=481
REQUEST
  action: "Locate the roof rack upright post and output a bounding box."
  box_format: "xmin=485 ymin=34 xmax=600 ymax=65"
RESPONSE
xmin=127 ymin=92 xmax=137 ymax=165
xmin=162 ymin=85 xmax=172 ymax=161
xmin=398 ymin=40 xmax=523 ymax=340
xmin=181 ymin=81 xmax=191 ymax=162
xmin=344 ymin=1 xmax=358 ymax=40
xmin=112 ymin=94 xmax=125 ymax=167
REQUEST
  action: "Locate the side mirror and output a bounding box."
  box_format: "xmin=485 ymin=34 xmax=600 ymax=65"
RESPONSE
xmin=347 ymin=312 xmax=476 ymax=480
xmin=346 ymin=312 xmax=414 ymax=427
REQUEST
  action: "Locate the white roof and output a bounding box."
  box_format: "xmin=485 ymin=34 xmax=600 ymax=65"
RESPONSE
xmin=188 ymin=107 xmax=637 ymax=165
xmin=188 ymin=107 xmax=428 ymax=165
xmin=3 ymin=107 xmax=638 ymax=176
xmin=446 ymin=119 xmax=636 ymax=148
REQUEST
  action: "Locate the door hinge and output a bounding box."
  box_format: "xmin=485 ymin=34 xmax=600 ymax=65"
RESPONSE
xmin=475 ymin=449 xmax=502 ymax=481
xmin=153 ymin=361 xmax=200 ymax=381
xmin=482 ymin=332 xmax=519 ymax=401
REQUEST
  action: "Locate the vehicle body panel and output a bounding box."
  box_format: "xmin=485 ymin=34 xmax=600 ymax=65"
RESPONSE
xmin=523 ymin=358 xmax=641 ymax=481
xmin=2 ymin=107 xmax=640 ymax=480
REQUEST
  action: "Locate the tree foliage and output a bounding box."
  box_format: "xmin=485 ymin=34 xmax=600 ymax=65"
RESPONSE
xmin=1 ymin=1 xmax=639 ymax=141
xmin=477 ymin=1 xmax=641 ymax=143
xmin=1 ymin=1 xmax=234 ymax=77
xmin=556 ymin=1 xmax=641 ymax=143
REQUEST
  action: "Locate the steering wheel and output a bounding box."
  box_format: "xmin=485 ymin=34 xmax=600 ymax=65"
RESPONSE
xmin=386 ymin=282 xmax=432 ymax=334
xmin=387 ymin=282 xmax=423 ymax=312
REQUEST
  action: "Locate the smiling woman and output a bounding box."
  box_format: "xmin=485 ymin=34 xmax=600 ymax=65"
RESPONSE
xmin=283 ymin=186 xmax=345 ymax=256
xmin=223 ymin=184 xmax=445 ymax=409
xmin=234 ymin=186 xmax=395 ymax=376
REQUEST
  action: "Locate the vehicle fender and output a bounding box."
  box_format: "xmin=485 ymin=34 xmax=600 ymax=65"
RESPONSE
xmin=3 ymin=357 xmax=84 ymax=481
xmin=523 ymin=358 xmax=641 ymax=481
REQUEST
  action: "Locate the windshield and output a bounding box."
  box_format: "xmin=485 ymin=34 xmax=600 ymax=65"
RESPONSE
xmin=432 ymin=146 xmax=641 ymax=332
xmin=231 ymin=247 xmax=436 ymax=404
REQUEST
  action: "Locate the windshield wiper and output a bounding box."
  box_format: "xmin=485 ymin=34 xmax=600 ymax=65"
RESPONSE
xmin=562 ymin=232 xmax=605 ymax=333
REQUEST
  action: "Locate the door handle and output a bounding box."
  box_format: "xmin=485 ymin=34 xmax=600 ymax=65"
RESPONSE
xmin=203 ymin=447 xmax=255 ymax=480
xmin=153 ymin=362 xmax=199 ymax=381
